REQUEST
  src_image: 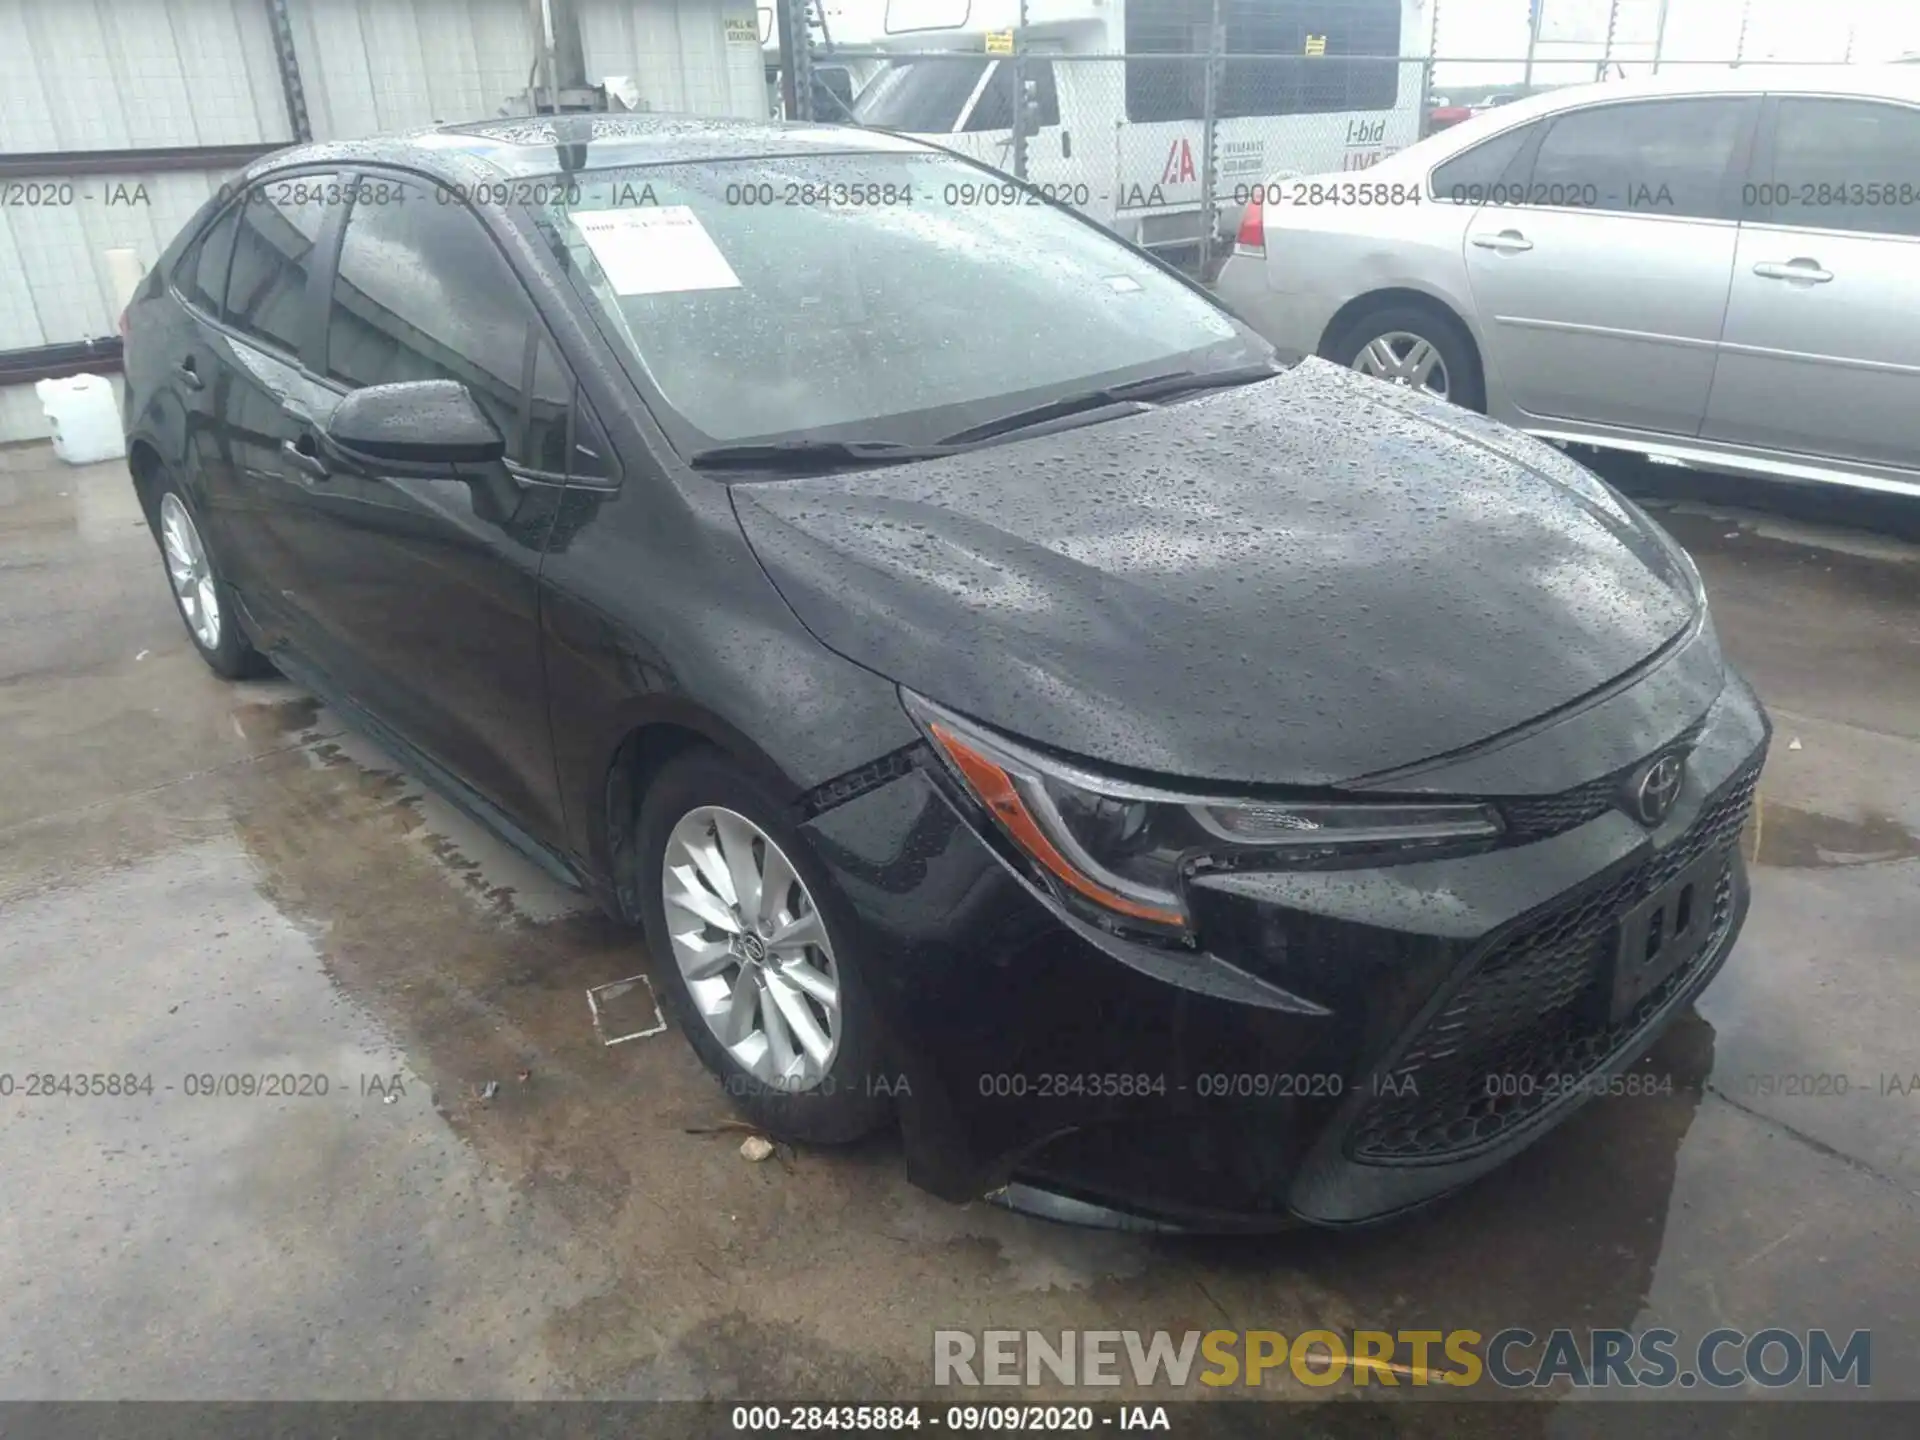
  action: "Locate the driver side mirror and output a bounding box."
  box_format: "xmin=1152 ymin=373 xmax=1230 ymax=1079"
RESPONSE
xmin=325 ymin=380 xmax=505 ymax=467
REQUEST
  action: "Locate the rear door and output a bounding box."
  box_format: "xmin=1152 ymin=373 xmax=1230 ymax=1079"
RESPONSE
xmin=1461 ymin=96 xmax=1758 ymax=435
xmin=156 ymin=194 xmax=242 ymax=548
xmin=204 ymin=172 xmax=346 ymax=643
xmin=1700 ymin=95 xmax=1920 ymax=473
xmin=279 ymin=170 xmax=576 ymax=839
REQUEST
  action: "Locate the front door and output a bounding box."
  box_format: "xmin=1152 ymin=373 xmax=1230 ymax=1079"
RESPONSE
xmin=1461 ymin=95 xmax=1758 ymax=436
xmin=278 ymin=173 xmax=571 ymax=842
xmin=1700 ymin=95 xmax=1920 ymax=475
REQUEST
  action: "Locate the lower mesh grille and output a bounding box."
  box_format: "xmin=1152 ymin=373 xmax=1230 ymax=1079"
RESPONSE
xmin=1348 ymin=757 xmax=1761 ymax=1164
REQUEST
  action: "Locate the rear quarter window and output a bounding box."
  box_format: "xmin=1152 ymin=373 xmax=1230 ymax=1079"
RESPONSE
xmin=1758 ymin=97 xmax=1920 ymax=237
xmin=223 ymin=175 xmax=340 ymax=356
xmin=176 ymin=202 xmax=242 ymax=315
xmin=1431 ymin=123 xmax=1537 ymax=204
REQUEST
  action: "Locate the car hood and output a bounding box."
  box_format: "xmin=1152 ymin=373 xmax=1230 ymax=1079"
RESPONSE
xmin=731 ymin=359 xmax=1699 ymax=786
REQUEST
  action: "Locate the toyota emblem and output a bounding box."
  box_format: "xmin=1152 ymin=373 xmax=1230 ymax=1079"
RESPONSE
xmin=1630 ymin=754 xmax=1686 ymax=826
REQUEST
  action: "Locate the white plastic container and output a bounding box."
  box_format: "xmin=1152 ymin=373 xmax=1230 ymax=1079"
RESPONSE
xmin=35 ymin=374 xmax=127 ymax=465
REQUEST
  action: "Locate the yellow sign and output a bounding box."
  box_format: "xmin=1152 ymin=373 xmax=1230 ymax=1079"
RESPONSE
xmin=724 ymin=16 xmax=757 ymax=44
xmin=985 ymin=29 xmax=1015 ymax=54
xmin=1304 ymin=34 xmax=1327 ymax=56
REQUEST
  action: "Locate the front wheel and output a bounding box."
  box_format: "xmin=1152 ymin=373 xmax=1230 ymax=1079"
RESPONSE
xmin=636 ymin=750 xmax=891 ymax=1144
xmin=154 ymin=481 xmax=270 ymax=679
xmin=1325 ymin=304 xmax=1485 ymax=412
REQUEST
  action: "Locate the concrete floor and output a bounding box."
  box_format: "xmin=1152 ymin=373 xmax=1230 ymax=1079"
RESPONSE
xmin=2 ymin=442 xmax=1916 ymax=1411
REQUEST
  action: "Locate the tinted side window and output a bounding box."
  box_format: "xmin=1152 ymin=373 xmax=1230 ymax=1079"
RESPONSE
xmin=812 ymin=68 xmax=856 ymax=120
xmin=1431 ymin=123 xmax=1538 ymax=203
xmin=571 ymin=398 xmax=615 ymax=481
xmin=849 ymin=58 xmax=989 ymax=132
xmin=525 ymin=335 xmax=573 ymax=475
xmin=525 ymin=345 xmax=616 ymax=482
xmin=325 ymin=178 xmax=539 ymax=459
xmin=964 ymin=62 xmax=1014 ymax=132
xmin=1126 ymin=0 xmax=1402 ymax=121
xmin=1761 ymin=99 xmax=1920 ymax=238
xmin=223 ymin=176 xmax=338 ymax=355
xmin=965 ymin=60 xmax=1060 ymax=132
xmin=1523 ymin=99 xmax=1752 ymax=219
xmin=179 ymin=203 xmax=241 ymax=315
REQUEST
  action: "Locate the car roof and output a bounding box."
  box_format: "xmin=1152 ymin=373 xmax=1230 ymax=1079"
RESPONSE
xmin=237 ymin=112 xmax=935 ymax=188
xmin=1445 ymin=65 xmax=1919 ymax=124
xmin=1417 ymin=64 xmax=1920 ymax=158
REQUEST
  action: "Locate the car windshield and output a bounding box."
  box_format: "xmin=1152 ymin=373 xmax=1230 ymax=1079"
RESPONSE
xmin=527 ymin=150 xmax=1263 ymax=456
xmin=849 ymin=58 xmax=989 ymax=132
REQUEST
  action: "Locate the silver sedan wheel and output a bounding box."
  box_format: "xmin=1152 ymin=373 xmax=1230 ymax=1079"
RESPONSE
xmin=159 ymin=492 xmax=222 ymax=651
xmin=662 ymin=806 xmax=842 ymax=1092
xmin=1352 ymin=330 xmax=1450 ymax=401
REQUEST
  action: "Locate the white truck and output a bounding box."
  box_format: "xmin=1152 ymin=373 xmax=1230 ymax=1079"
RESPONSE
xmin=759 ymin=2 xmax=884 ymax=121
xmin=820 ymin=0 xmax=1431 ymax=254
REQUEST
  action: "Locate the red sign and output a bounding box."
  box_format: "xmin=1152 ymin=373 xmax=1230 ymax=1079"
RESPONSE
xmin=1161 ymin=137 xmax=1196 ymax=186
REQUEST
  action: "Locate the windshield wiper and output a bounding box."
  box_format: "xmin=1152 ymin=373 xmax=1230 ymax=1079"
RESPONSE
xmin=687 ymin=438 xmax=960 ymax=472
xmin=689 ymin=363 xmax=1284 ymax=471
xmin=935 ymin=362 xmax=1284 ymax=448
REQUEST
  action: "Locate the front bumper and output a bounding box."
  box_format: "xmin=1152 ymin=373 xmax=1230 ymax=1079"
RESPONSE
xmin=798 ymin=673 xmax=1769 ymax=1228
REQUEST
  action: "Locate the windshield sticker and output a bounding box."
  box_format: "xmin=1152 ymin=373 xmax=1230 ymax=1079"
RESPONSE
xmin=1103 ymin=275 xmax=1144 ymax=293
xmin=571 ymin=206 xmax=742 ymax=296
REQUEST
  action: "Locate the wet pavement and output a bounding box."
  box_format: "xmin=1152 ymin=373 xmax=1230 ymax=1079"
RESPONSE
xmin=1 ymin=443 xmax=1916 ymax=1413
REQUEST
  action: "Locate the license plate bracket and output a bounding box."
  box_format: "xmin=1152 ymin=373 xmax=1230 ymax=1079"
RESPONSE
xmin=1607 ymin=852 xmax=1726 ymax=1025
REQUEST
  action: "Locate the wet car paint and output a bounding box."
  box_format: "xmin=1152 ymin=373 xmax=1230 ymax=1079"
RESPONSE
xmin=4 ymin=452 xmax=1918 ymax=1401
xmin=115 ymin=116 xmax=1773 ymax=1230
xmin=797 ymin=677 xmax=1767 ymax=1223
xmin=736 ymin=359 xmax=1699 ymax=786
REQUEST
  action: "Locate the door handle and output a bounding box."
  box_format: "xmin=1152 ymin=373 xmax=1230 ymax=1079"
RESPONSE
xmin=1060 ymin=129 xmax=1072 ymax=159
xmin=174 ymin=357 xmax=204 ymax=391
xmin=281 ymin=436 xmax=331 ymax=482
xmin=1753 ymin=259 xmax=1832 ymax=284
xmin=1471 ymin=230 xmax=1534 ymax=252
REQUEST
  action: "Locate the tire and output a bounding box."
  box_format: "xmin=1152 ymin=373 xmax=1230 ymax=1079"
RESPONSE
xmin=636 ymin=749 xmax=890 ymax=1144
xmin=1323 ymin=303 xmax=1486 ymax=413
xmin=152 ymin=475 xmax=272 ymax=680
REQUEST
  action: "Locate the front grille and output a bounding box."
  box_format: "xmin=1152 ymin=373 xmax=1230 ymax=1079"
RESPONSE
xmin=1494 ymin=719 xmax=1708 ymax=842
xmin=1498 ymin=774 xmax=1619 ymax=841
xmin=1348 ymin=756 xmax=1761 ymax=1164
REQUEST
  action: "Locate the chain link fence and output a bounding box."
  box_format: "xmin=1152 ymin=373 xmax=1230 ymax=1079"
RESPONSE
xmin=786 ymin=48 xmax=1434 ymax=272
xmin=769 ymin=1 xmax=1887 ymax=275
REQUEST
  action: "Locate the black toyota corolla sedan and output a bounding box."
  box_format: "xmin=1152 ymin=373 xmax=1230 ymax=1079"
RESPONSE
xmin=122 ymin=115 xmax=1768 ymax=1229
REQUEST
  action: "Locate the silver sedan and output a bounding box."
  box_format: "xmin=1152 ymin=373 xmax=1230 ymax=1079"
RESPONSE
xmin=1214 ymin=66 xmax=1920 ymax=499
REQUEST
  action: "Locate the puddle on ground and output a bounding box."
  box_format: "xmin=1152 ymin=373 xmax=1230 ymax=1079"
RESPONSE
xmin=291 ymin=710 xmax=590 ymax=925
xmin=229 ymin=690 xmax=323 ymax=739
xmin=1747 ymin=799 xmax=1920 ymax=869
xmin=1658 ymin=501 xmax=1920 ymax=568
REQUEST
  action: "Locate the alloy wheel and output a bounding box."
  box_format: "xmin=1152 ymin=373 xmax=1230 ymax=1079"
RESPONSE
xmin=1352 ymin=331 xmax=1451 ymax=401
xmin=662 ymin=806 xmax=843 ymax=1091
xmin=159 ymin=492 xmax=222 ymax=651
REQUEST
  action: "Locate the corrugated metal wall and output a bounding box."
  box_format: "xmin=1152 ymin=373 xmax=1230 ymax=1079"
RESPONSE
xmin=0 ymin=0 xmax=291 ymax=150
xmin=288 ymin=0 xmax=552 ymax=138
xmin=0 ymin=0 xmax=769 ymax=441
xmin=578 ymin=0 xmax=769 ymax=117
xmin=283 ymin=0 xmax=770 ymax=137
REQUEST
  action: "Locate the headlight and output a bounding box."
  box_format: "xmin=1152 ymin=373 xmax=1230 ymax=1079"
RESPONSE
xmin=902 ymin=691 xmax=1503 ymax=937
